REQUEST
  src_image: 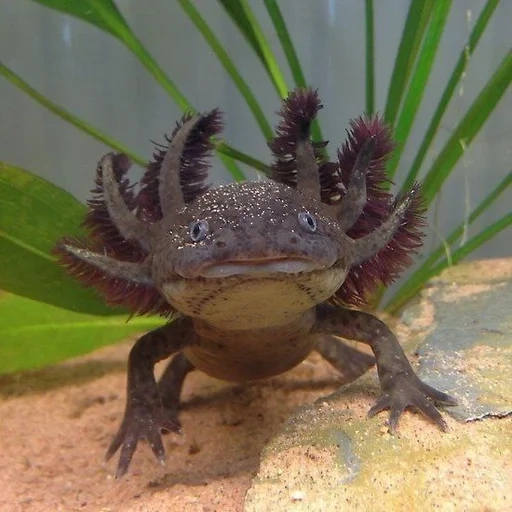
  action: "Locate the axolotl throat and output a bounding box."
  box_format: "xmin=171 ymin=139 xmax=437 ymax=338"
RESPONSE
xmin=56 ymin=89 xmax=457 ymax=478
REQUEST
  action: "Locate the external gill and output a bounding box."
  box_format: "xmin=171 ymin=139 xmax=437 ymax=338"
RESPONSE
xmin=54 ymin=112 xmax=222 ymax=316
xmin=268 ymin=88 xmax=426 ymax=305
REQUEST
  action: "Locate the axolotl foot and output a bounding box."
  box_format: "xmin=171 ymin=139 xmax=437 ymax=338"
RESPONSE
xmin=105 ymin=399 xmax=181 ymax=479
xmin=368 ymin=371 xmax=458 ymax=432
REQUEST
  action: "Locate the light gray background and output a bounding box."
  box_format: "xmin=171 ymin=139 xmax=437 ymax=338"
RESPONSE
xmin=1 ymin=0 xmax=510 ymax=261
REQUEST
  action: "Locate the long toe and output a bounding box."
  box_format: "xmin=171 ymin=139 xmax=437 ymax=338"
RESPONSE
xmin=368 ymin=393 xmax=392 ymax=418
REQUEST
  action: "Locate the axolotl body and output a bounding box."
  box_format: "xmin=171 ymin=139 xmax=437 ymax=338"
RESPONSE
xmin=56 ymin=89 xmax=456 ymax=477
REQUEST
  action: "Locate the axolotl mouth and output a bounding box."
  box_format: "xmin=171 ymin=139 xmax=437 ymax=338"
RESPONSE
xmin=197 ymin=257 xmax=320 ymax=278
xmin=162 ymin=258 xmax=349 ymax=330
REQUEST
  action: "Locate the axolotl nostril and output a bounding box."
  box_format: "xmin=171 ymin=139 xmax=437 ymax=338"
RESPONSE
xmin=55 ymin=88 xmax=457 ymax=478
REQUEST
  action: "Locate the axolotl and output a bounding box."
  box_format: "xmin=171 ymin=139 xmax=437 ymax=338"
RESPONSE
xmin=55 ymin=89 xmax=456 ymax=477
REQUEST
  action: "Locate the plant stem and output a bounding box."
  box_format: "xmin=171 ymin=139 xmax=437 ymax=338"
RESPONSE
xmin=365 ymin=0 xmax=375 ymax=115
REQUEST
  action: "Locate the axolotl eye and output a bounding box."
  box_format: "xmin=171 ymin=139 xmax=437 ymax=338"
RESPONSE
xmin=189 ymin=220 xmax=209 ymax=242
xmin=298 ymin=211 xmax=317 ymax=233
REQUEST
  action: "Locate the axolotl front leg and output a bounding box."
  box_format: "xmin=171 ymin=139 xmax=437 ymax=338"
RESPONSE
xmin=105 ymin=317 xmax=198 ymax=478
xmin=314 ymin=304 xmax=457 ymax=431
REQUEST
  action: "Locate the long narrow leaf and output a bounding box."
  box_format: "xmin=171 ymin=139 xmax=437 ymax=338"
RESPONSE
xmin=262 ymin=0 xmax=324 ymax=147
xmin=386 ymin=0 xmax=452 ymax=181
xmin=402 ymin=0 xmax=500 ymax=190
xmin=33 ymin=0 xmax=191 ymax=111
xmin=178 ymin=0 xmax=273 ymax=140
xmin=385 ymin=171 xmax=511 ymax=313
xmin=386 ymin=213 xmax=512 ymax=315
xmin=263 ymin=0 xmax=306 ymax=88
xmin=422 ymin=52 xmax=512 ymax=204
xmin=412 ymin=213 xmax=512 ymax=302
xmin=238 ymin=0 xmax=289 ymax=97
xmin=384 ymin=0 xmax=433 ymax=126
xmin=0 ymin=62 xmax=146 ymax=166
xmin=216 ymin=142 xmax=271 ymax=175
xmin=216 ymin=0 xmax=264 ymax=63
xmin=31 ymin=0 xmax=123 ymax=39
xmin=365 ymin=0 xmax=375 ymax=115
xmin=89 ymin=1 xmax=255 ymax=181
xmin=216 ymin=0 xmax=287 ymax=97
xmin=432 ymin=213 xmax=511 ymax=267
xmin=428 ymin=172 xmax=511 ymax=265
xmin=217 ymin=151 xmax=247 ymax=181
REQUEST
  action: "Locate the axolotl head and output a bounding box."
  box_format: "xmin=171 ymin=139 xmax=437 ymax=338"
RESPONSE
xmin=55 ymin=89 xmax=425 ymax=329
xmin=152 ymin=179 xmax=351 ymax=328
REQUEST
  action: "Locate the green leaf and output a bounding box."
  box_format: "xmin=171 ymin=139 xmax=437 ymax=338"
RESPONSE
xmin=178 ymin=0 xmax=273 ymax=140
xmin=261 ymin=0 xmax=325 ymax=149
xmin=217 ymin=150 xmax=247 ymax=181
xmin=0 ymin=293 xmax=163 ymax=374
xmin=365 ymin=0 xmax=375 ymax=115
xmin=386 ymin=0 xmax=452 ymax=181
xmin=0 ymin=62 xmax=147 ymax=166
xmin=263 ymin=0 xmax=307 ymax=89
xmin=384 ymin=0 xmax=433 ymax=126
xmin=433 ymin=213 xmax=511 ymax=266
xmin=402 ymin=0 xmax=500 ymax=190
xmin=385 ymin=171 xmax=512 ymax=313
xmin=386 ymin=213 xmax=512 ymax=316
xmin=240 ymin=0 xmax=288 ymax=98
xmin=31 ymin=0 xmax=124 ymax=38
xmin=90 ymin=0 xmax=192 ymax=112
xmin=216 ymin=142 xmax=271 ymax=175
xmin=427 ymin=172 xmax=511 ymax=267
xmin=422 ymin=51 xmax=512 ymax=205
xmin=217 ymin=0 xmax=265 ymax=63
xmin=219 ymin=0 xmax=288 ymax=98
xmin=0 ymin=161 xmax=119 ymax=315
xmin=238 ymin=0 xmax=288 ymax=97
xmin=405 ymin=213 xmax=512 ymax=309
xmin=2 ymin=61 xmax=266 ymax=178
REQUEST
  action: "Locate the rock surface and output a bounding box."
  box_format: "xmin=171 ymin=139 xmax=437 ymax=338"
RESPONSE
xmin=0 ymin=259 xmax=510 ymax=511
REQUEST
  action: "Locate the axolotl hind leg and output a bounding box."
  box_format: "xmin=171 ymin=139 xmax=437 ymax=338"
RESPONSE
xmin=315 ymin=334 xmax=376 ymax=384
xmin=157 ymin=352 xmax=196 ymax=428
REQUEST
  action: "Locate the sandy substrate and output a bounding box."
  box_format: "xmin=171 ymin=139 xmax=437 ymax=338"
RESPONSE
xmin=0 ymin=340 xmax=346 ymax=512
